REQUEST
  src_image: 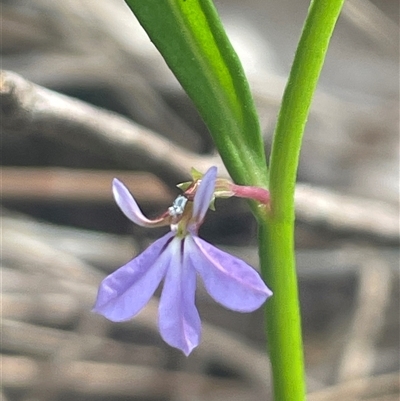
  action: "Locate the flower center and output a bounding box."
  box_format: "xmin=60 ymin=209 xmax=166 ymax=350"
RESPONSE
xmin=167 ymin=195 xmax=195 ymax=238
xmin=168 ymin=195 xmax=188 ymax=218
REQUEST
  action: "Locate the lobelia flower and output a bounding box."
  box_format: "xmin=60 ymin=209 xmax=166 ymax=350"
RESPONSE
xmin=93 ymin=166 xmax=272 ymax=355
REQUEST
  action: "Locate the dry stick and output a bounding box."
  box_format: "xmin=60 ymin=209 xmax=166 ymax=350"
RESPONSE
xmin=0 ymin=70 xmax=223 ymax=185
xmin=0 ymin=392 xmax=9 ymax=401
xmin=295 ymin=185 xmax=399 ymax=243
xmin=2 ymin=0 xmax=203 ymax=150
xmin=337 ymin=249 xmax=392 ymax=382
xmin=2 ymin=355 xmax=255 ymax=401
xmin=2 ymin=319 xmax=164 ymax=366
xmin=1 ymin=211 xmax=138 ymax=269
xmin=3 ymin=294 xmax=271 ymax=397
xmin=1 ymin=70 xmax=398 ymax=243
xmin=308 ymin=373 xmax=400 ymax=401
xmin=343 ymin=0 xmax=399 ymax=54
xmin=2 ymin=220 xmax=113 ymax=401
xmin=1 ymin=167 xmax=173 ymax=204
xmin=3 ymin=285 xmax=271 ymax=396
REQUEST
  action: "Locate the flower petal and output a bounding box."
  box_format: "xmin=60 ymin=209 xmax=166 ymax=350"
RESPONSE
xmin=112 ymin=178 xmax=167 ymax=227
xmin=192 ymin=166 xmax=217 ymax=223
xmin=158 ymin=237 xmax=201 ymax=356
xmin=93 ymin=232 xmax=174 ymax=321
xmin=187 ymin=236 xmax=272 ymax=312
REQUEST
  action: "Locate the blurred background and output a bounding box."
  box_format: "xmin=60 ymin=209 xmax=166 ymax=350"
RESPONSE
xmin=1 ymin=0 xmax=399 ymax=400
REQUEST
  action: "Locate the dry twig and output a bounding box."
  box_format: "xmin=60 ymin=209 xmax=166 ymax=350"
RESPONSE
xmin=1 ymin=167 xmax=173 ymax=204
xmin=337 ymin=249 xmax=393 ymax=381
xmin=308 ymin=373 xmax=400 ymax=401
xmin=1 ymin=70 xmax=224 ymax=185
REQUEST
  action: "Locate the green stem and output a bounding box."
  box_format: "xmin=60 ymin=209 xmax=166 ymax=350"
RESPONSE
xmin=269 ymin=0 xmax=345 ymax=212
xmin=259 ymin=1 xmax=345 ymax=400
xmin=259 ymin=222 xmax=300 ymax=399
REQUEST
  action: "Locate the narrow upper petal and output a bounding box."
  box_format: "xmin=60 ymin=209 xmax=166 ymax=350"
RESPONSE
xmin=158 ymin=237 xmax=201 ymax=356
xmin=187 ymin=236 xmax=272 ymax=312
xmin=93 ymin=232 xmax=174 ymax=321
xmin=112 ymin=178 xmax=167 ymax=227
xmin=192 ymin=166 xmax=217 ymax=224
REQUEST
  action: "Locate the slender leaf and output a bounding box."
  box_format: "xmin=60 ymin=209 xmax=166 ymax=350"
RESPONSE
xmin=124 ymin=0 xmax=267 ymax=187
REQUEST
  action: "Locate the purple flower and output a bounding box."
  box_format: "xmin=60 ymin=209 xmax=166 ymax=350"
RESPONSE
xmin=93 ymin=167 xmax=272 ymax=355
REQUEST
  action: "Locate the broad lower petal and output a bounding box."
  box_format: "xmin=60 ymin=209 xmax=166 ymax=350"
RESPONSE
xmin=158 ymin=237 xmax=201 ymax=356
xmin=187 ymin=236 xmax=272 ymax=312
xmin=112 ymin=178 xmax=167 ymax=227
xmin=93 ymin=232 xmax=174 ymax=321
xmin=192 ymin=166 xmax=217 ymax=224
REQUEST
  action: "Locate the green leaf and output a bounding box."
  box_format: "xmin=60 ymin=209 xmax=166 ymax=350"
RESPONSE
xmin=124 ymin=0 xmax=267 ymax=187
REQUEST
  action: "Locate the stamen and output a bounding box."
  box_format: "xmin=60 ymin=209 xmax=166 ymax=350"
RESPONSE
xmin=168 ymin=195 xmax=188 ymax=217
